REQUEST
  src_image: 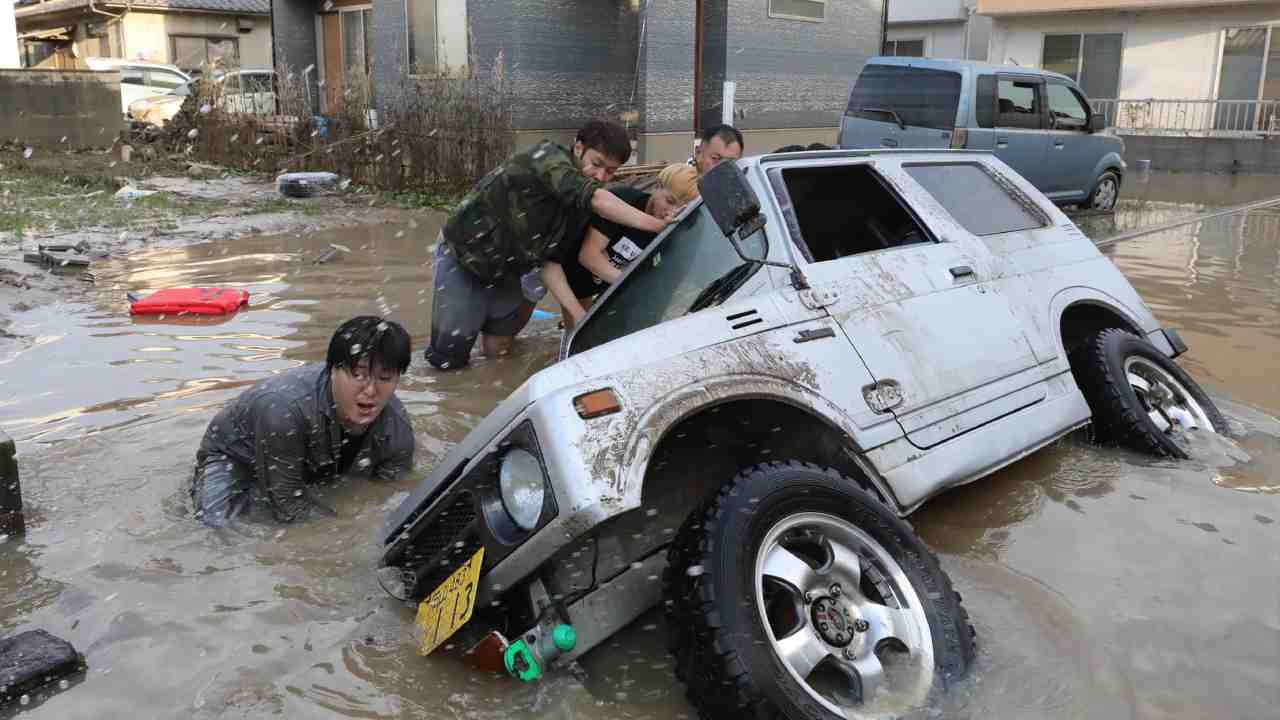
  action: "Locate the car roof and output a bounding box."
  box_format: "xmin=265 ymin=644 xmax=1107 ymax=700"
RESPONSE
xmin=85 ymin=57 xmax=189 ymax=74
xmin=747 ymin=148 xmax=994 ymax=168
xmin=863 ymin=56 xmax=1074 ymax=83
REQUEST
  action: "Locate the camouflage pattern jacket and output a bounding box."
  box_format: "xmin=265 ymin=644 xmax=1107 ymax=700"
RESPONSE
xmin=441 ymin=141 xmax=600 ymax=283
xmin=196 ymin=363 xmax=415 ymax=522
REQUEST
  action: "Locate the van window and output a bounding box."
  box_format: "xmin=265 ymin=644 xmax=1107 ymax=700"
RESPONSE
xmin=779 ymin=164 xmax=932 ymax=262
xmin=1047 ymin=83 xmax=1090 ymax=129
xmin=975 ymin=75 xmax=996 ymax=128
xmin=846 ymin=64 xmax=961 ymax=131
xmin=997 ymin=78 xmax=1043 ymax=129
xmin=904 ymin=163 xmax=1046 ymax=236
xmin=120 ymin=66 xmax=145 ymax=86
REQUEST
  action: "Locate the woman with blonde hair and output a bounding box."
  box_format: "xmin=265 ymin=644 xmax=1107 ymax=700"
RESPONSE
xmin=542 ymin=163 xmax=700 ymax=329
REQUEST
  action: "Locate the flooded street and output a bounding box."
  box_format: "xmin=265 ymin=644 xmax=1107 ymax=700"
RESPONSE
xmin=2 ymin=173 xmax=1278 ymax=718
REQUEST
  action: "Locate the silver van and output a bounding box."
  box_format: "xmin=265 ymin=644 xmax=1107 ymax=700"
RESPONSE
xmin=839 ymin=57 xmax=1126 ymax=210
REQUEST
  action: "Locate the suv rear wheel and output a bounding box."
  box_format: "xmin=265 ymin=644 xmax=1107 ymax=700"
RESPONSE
xmin=1071 ymin=328 xmax=1227 ymax=458
xmin=663 ymin=461 xmax=974 ymax=719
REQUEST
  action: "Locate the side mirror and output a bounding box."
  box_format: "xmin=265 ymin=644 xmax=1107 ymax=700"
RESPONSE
xmin=698 ymin=160 xmax=762 ymax=239
xmin=1089 ymin=112 xmax=1107 ymax=132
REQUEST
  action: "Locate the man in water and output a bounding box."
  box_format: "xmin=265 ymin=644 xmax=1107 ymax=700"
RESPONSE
xmin=425 ymin=120 xmax=677 ymax=370
xmin=191 ymin=316 xmax=415 ymax=527
xmin=541 ymin=163 xmax=700 ymax=329
xmin=691 ymin=124 xmax=745 ymax=176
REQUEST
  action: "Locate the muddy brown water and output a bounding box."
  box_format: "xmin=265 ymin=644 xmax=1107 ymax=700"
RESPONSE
xmin=1 ymin=173 xmax=1278 ymax=718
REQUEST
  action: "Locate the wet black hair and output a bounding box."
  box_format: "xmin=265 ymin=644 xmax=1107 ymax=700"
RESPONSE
xmin=327 ymin=316 xmax=412 ymax=375
xmin=576 ymin=120 xmax=633 ymax=164
xmin=700 ymin=124 xmax=745 ymax=150
xmin=806 ymin=142 xmax=832 ymax=151
xmin=773 ymin=144 xmax=807 ymax=153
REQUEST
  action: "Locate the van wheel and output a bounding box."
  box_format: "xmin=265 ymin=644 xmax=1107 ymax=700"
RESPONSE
xmin=1071 ymin=328 xmax=1227 ymax=458
xmin=1087 ymin=171 xmax=1120 ymax=211
xmin=663 ymin=462 xmax=975 ymax=719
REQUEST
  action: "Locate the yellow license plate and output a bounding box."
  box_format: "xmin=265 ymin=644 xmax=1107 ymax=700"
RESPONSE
xmin=415 ymin=547 xmax=485 ymax=655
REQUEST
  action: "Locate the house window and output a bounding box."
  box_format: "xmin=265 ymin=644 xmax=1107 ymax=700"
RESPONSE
xmin=406 ymin=0 xmax=438 ymax=73
xmin=1215 ymin=26 xmax=1280 ymax=131
xmin=170 ymin=35 xmax=240 ymax=73
xmin=341 ymin=9 xmax=374 ymax=77
xmin=768 ymin=0 xmax=825 ymax=22
xmin=1041 ymin=33 xmax=1122 ymax=99
xmin=883 ymin=39 xmax=925 ymax=57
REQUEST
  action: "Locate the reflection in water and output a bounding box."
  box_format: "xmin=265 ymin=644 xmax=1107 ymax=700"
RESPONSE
xmin=0 ymin=177 xmax=1278 ymax=719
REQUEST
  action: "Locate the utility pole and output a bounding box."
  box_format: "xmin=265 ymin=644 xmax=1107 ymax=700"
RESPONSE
xmin=0 ymin=0 xmax=20 ymax=68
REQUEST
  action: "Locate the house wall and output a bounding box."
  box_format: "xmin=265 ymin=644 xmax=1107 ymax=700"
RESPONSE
xmin=720 ymin=0 xmax=883 ymax=131
xmin=886 ymin=23 xmax=968 ymax=59
xmin=987 ymin=3 xmax=1280 ymax=99
xmin=0 ymin=69 xmax=126 ymax=146
xmin=1 ymin=0 xmax=19 ymax=69
xmin=890 ymin=0 xmax=966 ymax=24
xmin=121 ymin=11 xmax=272 ymax=68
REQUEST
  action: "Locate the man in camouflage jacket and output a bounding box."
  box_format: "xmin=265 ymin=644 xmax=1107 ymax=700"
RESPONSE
xmin=425 ymin=120 xmax=676 ymax=370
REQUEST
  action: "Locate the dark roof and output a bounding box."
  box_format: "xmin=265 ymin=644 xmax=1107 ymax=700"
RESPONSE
xmin=16 ymin=0 xmax=268 ymax=16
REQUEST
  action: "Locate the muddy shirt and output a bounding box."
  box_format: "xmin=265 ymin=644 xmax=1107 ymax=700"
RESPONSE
xmin=442 ymin=141 xmax=601 ymax=283
xmin=196 ymin=363 xmax=415 ymax=522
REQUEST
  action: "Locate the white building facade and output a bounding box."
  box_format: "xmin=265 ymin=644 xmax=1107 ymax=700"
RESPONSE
xmin=886 ymin=0 xmax=991 ymax=60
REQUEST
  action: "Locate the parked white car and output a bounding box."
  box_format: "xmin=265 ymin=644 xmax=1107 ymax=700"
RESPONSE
xmin=127 ymin=69 xmax=277 ymax=127
xmin=380 ymin=149 xmax=1227 ymax=719
xmin=85 ymin=57 xmax=191 ymax=118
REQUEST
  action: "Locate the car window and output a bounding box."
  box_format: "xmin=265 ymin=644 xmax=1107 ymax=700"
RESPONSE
xmin=904 ymin=163 xmax=1046 ymax=237
xmin=1047 ymin=83 xmax=1090 ymax=129
xmin=845 ymin=64 xmax=962 ymax=131
xmin=778 ymin=163 xmax=932 ymax=262
xmin=569 ymin=205 xmax=765 ymax=356
xmin=997 ymin=78 xmax=1043 ymax=129
xmin=147 ymin=70 xmax=188 ymax=91
xmin=120 ymin=66 xmax=146 ymax=85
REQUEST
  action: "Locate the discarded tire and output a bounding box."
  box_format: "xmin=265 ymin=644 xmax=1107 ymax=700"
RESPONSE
xmin=663 ymin=461 xmax=975 ymax=719
xmin=1071 ymin=328 xmax=1227 ymax=458
xmin=277 ymin=172 xmax=340 ymax=199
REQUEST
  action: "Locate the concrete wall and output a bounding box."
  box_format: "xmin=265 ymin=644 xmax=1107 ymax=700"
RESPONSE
xmin=1124 ymin=134 xmax=1280 ymax=174
xmin=986 ymin=3 xmax=1280 ymax=99
xmin=0 ymin=69 xmax=126 ymax=146
xmin=121 ymin=11 xmax=272 ymax=69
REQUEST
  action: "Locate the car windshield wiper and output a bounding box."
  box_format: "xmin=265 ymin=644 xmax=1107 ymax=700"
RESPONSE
xmin=858 ymin=106 xmax=907 ymax=130
xmin=687 ymin=263 xmax=757 ymax=314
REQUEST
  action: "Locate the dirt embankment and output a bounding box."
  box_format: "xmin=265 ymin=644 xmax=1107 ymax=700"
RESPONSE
xmin=0 ymin=144 xmax=416 ymax=330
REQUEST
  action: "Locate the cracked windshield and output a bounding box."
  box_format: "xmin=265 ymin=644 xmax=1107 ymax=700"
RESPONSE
xmin=1 ymin=4 xmax=1278 ymax=719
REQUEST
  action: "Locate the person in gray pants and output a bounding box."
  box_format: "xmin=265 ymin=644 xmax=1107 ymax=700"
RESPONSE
xmin=191 ymin=316 xmax=415 ymax=527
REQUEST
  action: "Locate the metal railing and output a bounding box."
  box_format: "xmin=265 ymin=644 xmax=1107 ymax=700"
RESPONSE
xmin=1091 ymin=98 xmax=1280 ymax=137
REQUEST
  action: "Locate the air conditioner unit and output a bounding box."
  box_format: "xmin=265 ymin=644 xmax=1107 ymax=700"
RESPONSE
xmin=237 ymin=17 xmax=254 ymax=33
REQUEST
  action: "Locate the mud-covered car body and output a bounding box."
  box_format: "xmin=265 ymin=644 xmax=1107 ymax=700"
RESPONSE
xmin=381 ymin=149 xmax=1187 ymax=671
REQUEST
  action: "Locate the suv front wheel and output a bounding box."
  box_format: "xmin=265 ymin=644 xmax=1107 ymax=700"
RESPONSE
xmin=663 ymin=462 xmax=975 ymax=719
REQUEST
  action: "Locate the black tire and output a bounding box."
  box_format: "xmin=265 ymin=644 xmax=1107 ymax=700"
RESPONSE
xmin=278 ymin=180 xmax=319 ymax=198
xmin=1087 ymin=171 xmax=1121 ymax=211
xmin=663 ymin=461 xmax=975 ymax=720
xmin=1070 ymin=328 xmax=1228 ymax=459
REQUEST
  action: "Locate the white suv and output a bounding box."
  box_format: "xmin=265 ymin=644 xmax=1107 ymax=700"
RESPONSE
xmin=84 ymin=57 xmax=190 ymax=117
xmin=380 ymin=149 xmax=1226 ymax=719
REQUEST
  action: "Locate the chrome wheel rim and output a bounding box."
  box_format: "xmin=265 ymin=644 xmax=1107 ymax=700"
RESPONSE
xmin=1094 ymin=177 xmax=1118 ymax=210
xmin=1123 ymin=356 xmax=1215 ymax=433
xmin=754 ymin=512 xmax=934 ymax=718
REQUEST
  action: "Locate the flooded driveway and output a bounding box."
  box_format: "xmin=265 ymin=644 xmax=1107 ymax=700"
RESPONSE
xmin=1 ymin=173 xmax=1278 ymax=719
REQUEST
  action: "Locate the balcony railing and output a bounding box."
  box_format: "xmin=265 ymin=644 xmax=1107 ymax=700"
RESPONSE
xmin=1091 ymin=98 xmax=1280 ymax=137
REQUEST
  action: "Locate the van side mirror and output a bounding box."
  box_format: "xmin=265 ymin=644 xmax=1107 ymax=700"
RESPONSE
xmin=1089 ymin=112 xmax=1107 ymax=132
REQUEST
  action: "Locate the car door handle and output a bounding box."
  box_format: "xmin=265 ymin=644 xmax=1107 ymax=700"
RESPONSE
xmin=881 ymin=138 xmax=899 ymax=148
xmin=996 ymin=136 xmax=1009 ymax=148
xmin=794 ymin=327 xmax=837 ymax=344
xmin=949 ymin=265 xmax=975 ymax=279
xmin=1053 ymin=141 xmax=1065 ymax=149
